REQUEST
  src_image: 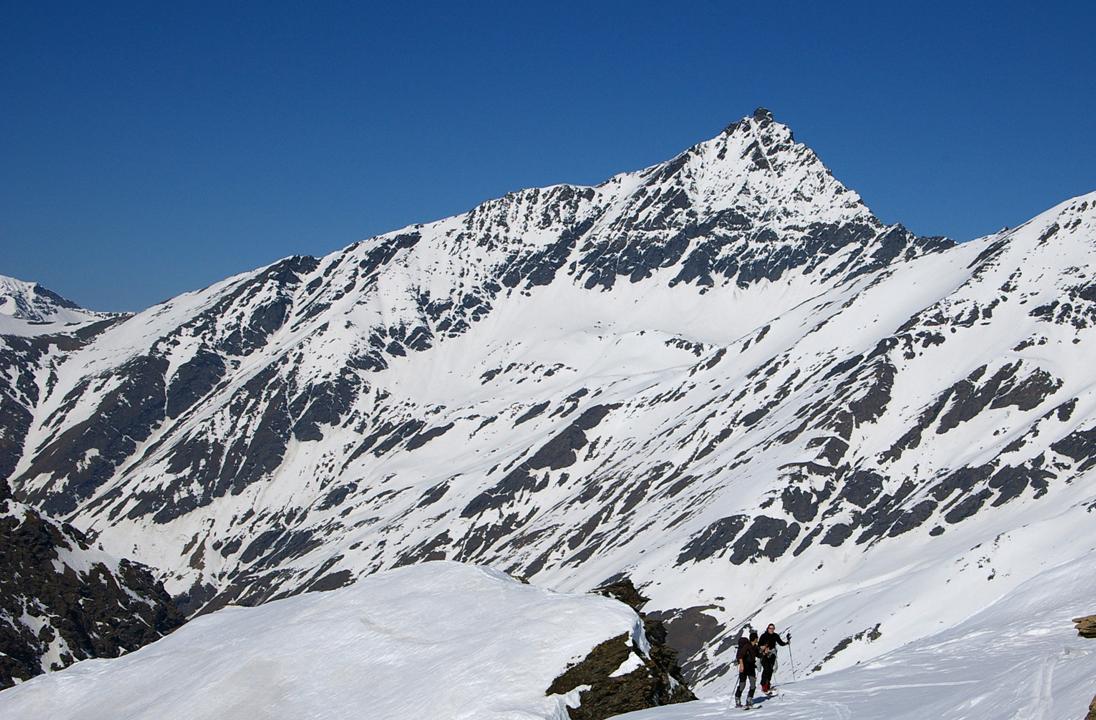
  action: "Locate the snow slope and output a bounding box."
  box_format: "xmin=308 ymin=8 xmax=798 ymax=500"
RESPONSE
xmin=3 ymin=110 xmax=1095 ymax=696
xmin=617 ymin=553 xmax=1096 ymax=720
xmin=0 ymin=561 xmax=655 ymax=720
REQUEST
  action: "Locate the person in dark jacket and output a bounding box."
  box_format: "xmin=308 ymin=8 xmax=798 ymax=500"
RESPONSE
xmin=735 ymin=629 xmax=759 ymax=708
xmin=758 ymin=623 xmax=790 ymax=693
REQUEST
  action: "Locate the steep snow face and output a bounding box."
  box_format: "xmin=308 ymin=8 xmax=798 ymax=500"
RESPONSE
xmin=0 ymin=562 xmax=652 ymax=720
xmin=4 ymin=109 xmax=1095 ymax=692
xmin=617 ymin=553 xmax=1096 ymax=720
xmin=0 ymin=480 xmax=184 ymax=687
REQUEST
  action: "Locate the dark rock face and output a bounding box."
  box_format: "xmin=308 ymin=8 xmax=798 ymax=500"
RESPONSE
xmin=165 ymin=349 xmax=226 ymax=420
xmin=730 ymin=515 xmax=801 ymax=563
xmin=547 ymin=580 xmax=695 ymax=719
xmin=0 ymin=336 xmax=43 ymax=482
xmin=1076 ymin=616 xmax=1096 ymax=720
xmin=645 ymin=605 xmax=724 ymax=683
xmin=595 ymin=577 xmax=650 ymax=613
xmin=462 ymin=404 xmax=620 ymax=518
xmin=810 ymin=624 xmax=882 ymax=673
xmin=22 ymin=353 xmax=170 ymax=515
xmin=0 ymin=481 xmax=185 ymax=688
xmin=678 ymin=516 xmax=749 ymax=564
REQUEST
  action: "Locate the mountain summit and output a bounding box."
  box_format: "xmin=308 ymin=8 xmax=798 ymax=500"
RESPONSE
xmin=3 ymin=113 xmax=1095 ymax=691
xmin=0 ymin=275 xmax=110 ymax=336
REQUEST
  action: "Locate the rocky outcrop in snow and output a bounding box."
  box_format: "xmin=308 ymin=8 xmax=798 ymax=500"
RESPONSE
xmin=544 ymin=578 xmax=694 ymax=720
xmin=1078 ymin=615 xmax=1096 ymax=719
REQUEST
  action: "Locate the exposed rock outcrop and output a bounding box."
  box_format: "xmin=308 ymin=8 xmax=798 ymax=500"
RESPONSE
xmin=1076 ymin=615 xmax=1096 ymax=719
xmin=0 ymin=480 xmax=185 ymax=688
xmin=543 ymin=578 xmax=695 ymax=720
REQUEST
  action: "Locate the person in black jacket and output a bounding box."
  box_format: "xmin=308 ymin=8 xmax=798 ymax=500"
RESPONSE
xmin=735 ymin=629 xmax=759 ymax=708
xmin=758 ymin=623 xmax=790 ymax=694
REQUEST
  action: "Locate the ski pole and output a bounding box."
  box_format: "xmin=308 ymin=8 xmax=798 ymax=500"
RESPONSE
xmin=787 ymin=635 xmax=797 ymax=682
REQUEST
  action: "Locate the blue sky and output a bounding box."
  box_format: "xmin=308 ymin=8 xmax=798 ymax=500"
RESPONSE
xmin=2 ymin=1 xmax=1094 ymax=311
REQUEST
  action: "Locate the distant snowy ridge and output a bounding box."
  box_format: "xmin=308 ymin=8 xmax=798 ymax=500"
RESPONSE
xmin=0 ymin=562 xmax=689 ymax=720
xmin=0 ymin=274 xmax=115 ymax=336
xmin=2 ymin=110 xmax=1096 ymax=696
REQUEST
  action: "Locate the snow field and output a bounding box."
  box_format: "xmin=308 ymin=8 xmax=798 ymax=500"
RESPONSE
xmin=0 ymin=561 xmax=647 ymax=720
xmin=618 ymin=552 xmax=1096 ymax=719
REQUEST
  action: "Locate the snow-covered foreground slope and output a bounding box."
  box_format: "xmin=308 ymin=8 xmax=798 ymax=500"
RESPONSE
xmin=0 ymin=562 xmax=674 ymax=720
xmin=618 ymin=554 xmax=1096 ymax=720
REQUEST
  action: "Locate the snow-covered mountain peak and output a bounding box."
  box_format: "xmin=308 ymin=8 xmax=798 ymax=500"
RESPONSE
xmin=7 ymin=110 xmax=962 ymax=529
xmin=376 ymin=109 xmax=883 ymax=271
xmin=668 ymin=107 xmax=872 ymax=228
xmin=1006 ymin=189 xmax=1096 ymax=238
xmin=0 ymin=274 xmax=114 ymax=336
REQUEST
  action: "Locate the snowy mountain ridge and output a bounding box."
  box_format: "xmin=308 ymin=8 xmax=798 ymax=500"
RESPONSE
xmin=0 ymin=274 xmax=114 ymax=336
xmin=2 ymin=110 xmax=1095 ymax=699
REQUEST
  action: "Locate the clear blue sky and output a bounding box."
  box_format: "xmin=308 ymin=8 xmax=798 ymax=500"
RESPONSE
xmin=3 ymin=1 xmax=1094 ymax=311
